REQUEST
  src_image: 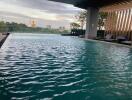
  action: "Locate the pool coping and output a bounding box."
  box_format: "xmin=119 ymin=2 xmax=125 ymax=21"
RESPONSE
xmin=80 ymin=38 xmax=132 ymax=49
xmin=0 ymin=33 xmax=10 ymax=48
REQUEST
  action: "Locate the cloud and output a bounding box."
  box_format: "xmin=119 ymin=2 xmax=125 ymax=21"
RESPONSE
xmin=0 ymin=1 xmax=58 ymax=20
xmin=1 ymin=0 xmax=81 ymax=14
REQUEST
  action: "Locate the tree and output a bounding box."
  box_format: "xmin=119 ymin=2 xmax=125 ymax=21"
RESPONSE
xmin=46 ymin=25 xmax=52 ymax=29
xmin=0 ymin=21 xmax=69 ymax=34
xmin=98 ymin=12 xmax=108 ymax=30
xmin=70 ymin=22 xmax=80 ymax=29
xmin=75 ymin=10 xmax=87 ymax=29
xmin=0 ymin=21 xmax=8 ymax=32
xmin=74 ymin=11 xmax=108 ymax=30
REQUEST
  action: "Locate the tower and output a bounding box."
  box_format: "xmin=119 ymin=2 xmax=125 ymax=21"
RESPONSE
xmin=31 ymin=20 xmax=36 ymax=28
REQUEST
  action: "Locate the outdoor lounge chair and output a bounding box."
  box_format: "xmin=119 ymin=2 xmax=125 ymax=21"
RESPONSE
xmin=116 ymin=35 xmax=132 ymax=45
xmin=104 ymin=34 xmax=115 ymax=42
xmin=121 ymin=41 xmax=132 ymax=45
xmin=116 ymin=35 xmax=127 ymax=43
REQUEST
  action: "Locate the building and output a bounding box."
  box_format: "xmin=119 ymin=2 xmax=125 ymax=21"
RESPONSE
xmin=50 ymin=0 xmax=132 ymax=40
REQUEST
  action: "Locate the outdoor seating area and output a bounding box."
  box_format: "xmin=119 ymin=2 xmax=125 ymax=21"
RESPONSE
xmin=95 ymin=33 xmax=132 ymax=46
xmin=97 ymin=1 xmax=132 ymax=46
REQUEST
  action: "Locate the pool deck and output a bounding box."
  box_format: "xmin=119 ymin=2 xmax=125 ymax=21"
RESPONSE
xmin=0 ymin=33 xmax=10 ymax=48
xmin=82 ymin=38 xmax=132 ymax=49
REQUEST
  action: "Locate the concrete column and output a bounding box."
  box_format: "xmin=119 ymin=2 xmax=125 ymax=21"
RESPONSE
xmin=85 ymin=7 xmax=99 ymax=39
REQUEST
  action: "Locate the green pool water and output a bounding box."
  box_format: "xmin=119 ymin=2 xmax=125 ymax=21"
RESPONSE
xmin=0 ymin=33 xmax=132 ymax=100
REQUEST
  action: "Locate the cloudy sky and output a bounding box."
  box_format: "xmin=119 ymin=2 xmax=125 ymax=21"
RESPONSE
xmin=0 ymin=0 xmax=82 ymax=29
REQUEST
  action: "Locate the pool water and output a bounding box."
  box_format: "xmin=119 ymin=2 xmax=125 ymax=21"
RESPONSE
xmin=0 ymin=33 xmax=132 ymax=100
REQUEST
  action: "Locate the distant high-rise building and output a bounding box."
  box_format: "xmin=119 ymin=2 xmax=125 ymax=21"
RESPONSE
xmin=46 ymin=25 xmax=52 ymax=29
xmin=31 ymin=20 xmax=36 ymax=28
xmin=59 ymin=26 xmax=65 ymax=32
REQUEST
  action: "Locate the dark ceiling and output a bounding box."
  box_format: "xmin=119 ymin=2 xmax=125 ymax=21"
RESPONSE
xmin=49 ymin=0 xmax=131 ymax=9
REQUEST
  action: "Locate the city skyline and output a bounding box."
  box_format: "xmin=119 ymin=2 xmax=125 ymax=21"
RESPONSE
xmin=0 ymin=0 xmax=82 ymax=29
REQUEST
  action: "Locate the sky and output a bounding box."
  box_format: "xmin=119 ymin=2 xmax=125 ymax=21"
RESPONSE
xmin=0 ymin=0 xmax=82 ymax=29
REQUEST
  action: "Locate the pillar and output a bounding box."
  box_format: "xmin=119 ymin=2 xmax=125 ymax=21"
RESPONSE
xmin=85 ymin=7 xmax=99 ymax=39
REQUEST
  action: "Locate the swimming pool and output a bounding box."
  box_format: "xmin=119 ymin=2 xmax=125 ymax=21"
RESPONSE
xmin=0 ymin=33 xmax=132 ymax=100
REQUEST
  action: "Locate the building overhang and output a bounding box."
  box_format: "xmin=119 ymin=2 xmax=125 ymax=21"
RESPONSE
xmin=49 ymin=0 xmax=131 ymax=9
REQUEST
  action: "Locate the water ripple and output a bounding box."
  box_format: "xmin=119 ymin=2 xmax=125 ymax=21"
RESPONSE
xmin=0 ymin=33 xmax=132 ymax=100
